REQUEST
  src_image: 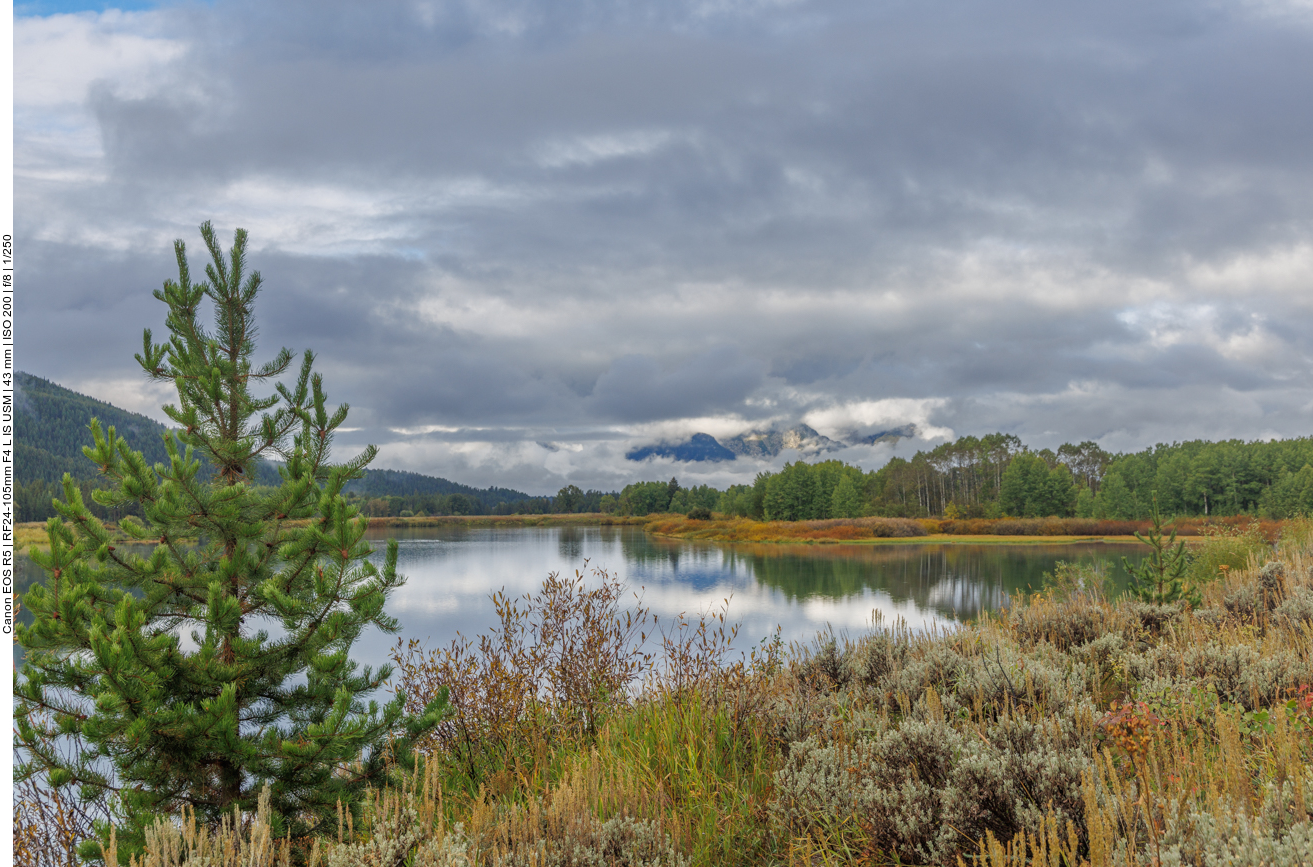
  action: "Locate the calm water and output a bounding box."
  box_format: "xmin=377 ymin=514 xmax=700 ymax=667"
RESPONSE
xmin=16 ymin=526 xmax=1147 ymax=673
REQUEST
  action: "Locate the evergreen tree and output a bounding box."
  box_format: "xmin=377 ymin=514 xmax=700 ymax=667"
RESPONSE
xmin=15 ymin=224 xmax=447 ymax=860
xmin=1122 ymin=493 xmax=1198 ymax=606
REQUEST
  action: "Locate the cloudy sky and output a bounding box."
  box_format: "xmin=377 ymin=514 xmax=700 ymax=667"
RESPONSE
xmin=16 ymin=0 xmax=1313 ymax=494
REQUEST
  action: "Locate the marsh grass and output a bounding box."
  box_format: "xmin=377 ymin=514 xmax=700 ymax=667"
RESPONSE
xmin=648 ymin=514 xmax=1292 ymax=545
xmin=24 ymin=527 xmax=1313 ymax=866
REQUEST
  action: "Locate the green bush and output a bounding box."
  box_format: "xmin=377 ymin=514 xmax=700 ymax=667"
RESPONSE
xmin=1187 ymin=522 xmax=1271 ymax=587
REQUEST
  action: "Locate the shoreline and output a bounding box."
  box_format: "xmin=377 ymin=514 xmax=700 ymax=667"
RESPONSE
xmin=360 ymin=513 xmax=648 ymax=530
xmin=645 ymin=529 xmax=1150 ymax=546
xmin=12 ymin=512 xmax=1230 ymax=552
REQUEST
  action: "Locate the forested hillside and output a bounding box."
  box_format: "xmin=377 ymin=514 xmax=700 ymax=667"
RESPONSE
xmin=16 ymin=371 xmax=216 ymax=483
xmin=346 ymin=469 xmax=549 ymax=517
xmin=14 ymin=372 xmax=542 ymax=522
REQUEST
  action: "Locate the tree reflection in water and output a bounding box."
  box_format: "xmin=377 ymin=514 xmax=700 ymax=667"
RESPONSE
xmin=622 ymin=535 xmax=1143 ymax=621
xmin=15 ymin=526 xmax=1148 ymax=672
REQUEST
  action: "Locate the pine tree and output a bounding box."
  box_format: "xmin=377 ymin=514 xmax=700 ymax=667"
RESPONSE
xmin=15 ymin=223 xmax=447 ymax=860
xmin=1122 ymin=493 xmax=1199 ymax=606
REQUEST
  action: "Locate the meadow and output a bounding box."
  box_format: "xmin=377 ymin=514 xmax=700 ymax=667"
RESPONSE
xmin=17 ymin=519 xmax=1313 ymax=866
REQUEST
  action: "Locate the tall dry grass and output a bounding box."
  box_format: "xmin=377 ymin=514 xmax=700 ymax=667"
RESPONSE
xmin=20 ymin=524 xmax=1313 ymax=866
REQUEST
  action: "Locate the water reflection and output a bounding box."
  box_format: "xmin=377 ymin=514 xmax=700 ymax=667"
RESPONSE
xmin=558 ymin=526 xmax=585 ymax=560
xmin=615 ymin=532 xmax=1136 ymax=620
xmin=16 ymin=526 xmax=1145 ymax=675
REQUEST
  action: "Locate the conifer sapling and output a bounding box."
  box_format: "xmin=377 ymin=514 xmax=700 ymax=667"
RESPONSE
xmin=1122 ymin=493 xmax=1199 ymax=606
xmin=15 ymin=222 xmax=447 ymax=861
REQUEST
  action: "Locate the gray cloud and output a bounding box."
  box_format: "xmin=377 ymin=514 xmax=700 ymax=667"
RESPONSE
xmin=589 ymin=347 xmax=768 ymax=422
xmin=16 ymin=0 xmax=1313 ymax=492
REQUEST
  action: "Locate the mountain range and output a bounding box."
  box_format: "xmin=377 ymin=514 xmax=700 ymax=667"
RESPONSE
xmin=625 ymin=423 xmax=917 ymax=463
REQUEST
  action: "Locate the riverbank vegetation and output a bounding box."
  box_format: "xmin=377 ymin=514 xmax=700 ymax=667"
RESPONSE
xmin=648 ymin=513 xmax=1283 ymax=544
xmin=25 ymin=521 xmax=1313 ymax=866
xmin=16 ymin=511 xmax=1280 ymax=555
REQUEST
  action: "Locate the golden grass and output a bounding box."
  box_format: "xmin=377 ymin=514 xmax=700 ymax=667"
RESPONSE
xmin=22 ymin=524 xmax=1313 ymax=866
xmin=16 ymin=523 xmax=54 ymax=551
xmin=647 ymin=514 xmax=1155 ymax=545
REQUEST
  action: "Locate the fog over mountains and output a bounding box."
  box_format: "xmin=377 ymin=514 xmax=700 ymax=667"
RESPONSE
xmin=626 ymin=425 xmax=917 ymax=463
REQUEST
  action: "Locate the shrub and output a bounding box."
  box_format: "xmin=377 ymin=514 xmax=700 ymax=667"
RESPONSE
xmin=773 ymin=713 xmax=1090 ymax=866
xmin=1122 ymin=600 xmax=1186 ymax=636
xmin=498 ymin=814 xmax=687 ymax=867
xmin=495 ymin=768 xmax=688 ymax=867
xmin=844 ymin=630 xmax=911 ymax=688
xmin=1275 ymin=587 xmax=1313 ymax=628
xmin=1187 ymin=521 xmax=1271 ymax=588
xmin=1223 ymin=564 xmax=1287 ymax=624
xmin=1126 ymin=640 xmax=1313 ymax=711
xmin=1008 ymin=593 xmax=1118 ymax=650
xmin=391 ymin=568 xmax=653 ymax=785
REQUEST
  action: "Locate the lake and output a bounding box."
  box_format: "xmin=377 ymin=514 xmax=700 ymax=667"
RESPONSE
xmin=15 ymin=526 xmax=1147 ymax=673
xmin=353 ymin=525 xmax=1144 ymax=673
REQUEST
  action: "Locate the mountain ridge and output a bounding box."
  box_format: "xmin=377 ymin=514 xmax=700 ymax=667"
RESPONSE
xmin=14 ymin=371 xmax=531 ymax=504
xmin=625 ymin=423 xmax=918 ymax=464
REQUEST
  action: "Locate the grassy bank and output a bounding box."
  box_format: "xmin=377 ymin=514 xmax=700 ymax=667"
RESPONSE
xmin=646 ymin=514 xmax=1284 ymax=546
xmin=18 ymin=512 xmax=1274 ymax=553
xmin=22 ymin=523 xmax=1313 ymax=866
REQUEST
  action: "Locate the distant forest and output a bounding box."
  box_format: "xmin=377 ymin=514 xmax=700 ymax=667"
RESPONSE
xmin=18 ymin=372 xmax=1313 ymax=524
xmin=612 ymin=434 xmax=1313 ymax=521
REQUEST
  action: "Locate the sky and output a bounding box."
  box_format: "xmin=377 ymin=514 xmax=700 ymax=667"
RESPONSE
xmin=15 ymin=0 xmax=1313 ymax=495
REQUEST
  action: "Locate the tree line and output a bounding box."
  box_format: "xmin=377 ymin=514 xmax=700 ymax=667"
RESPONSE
xmin=347 ymin=485 xmax=621 ymax=519
xmin=330 ymin=433 xmax=1313 ymax=524
xmin=617 ymin=434 xmax=1313 ymax=521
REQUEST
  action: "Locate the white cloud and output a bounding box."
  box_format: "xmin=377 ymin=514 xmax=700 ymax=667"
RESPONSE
xmin=803 ymin=398 xmax=953 ymax=440
xmin=1185 ymin=244 xmax=1313 ymax=303
xmin=63 ymin=376 xmax=178 ymax=425
xmin=15 ymin=11 xmax=186 ymax=111
xmin=534 ymin=130 xmax=679 ymax=169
